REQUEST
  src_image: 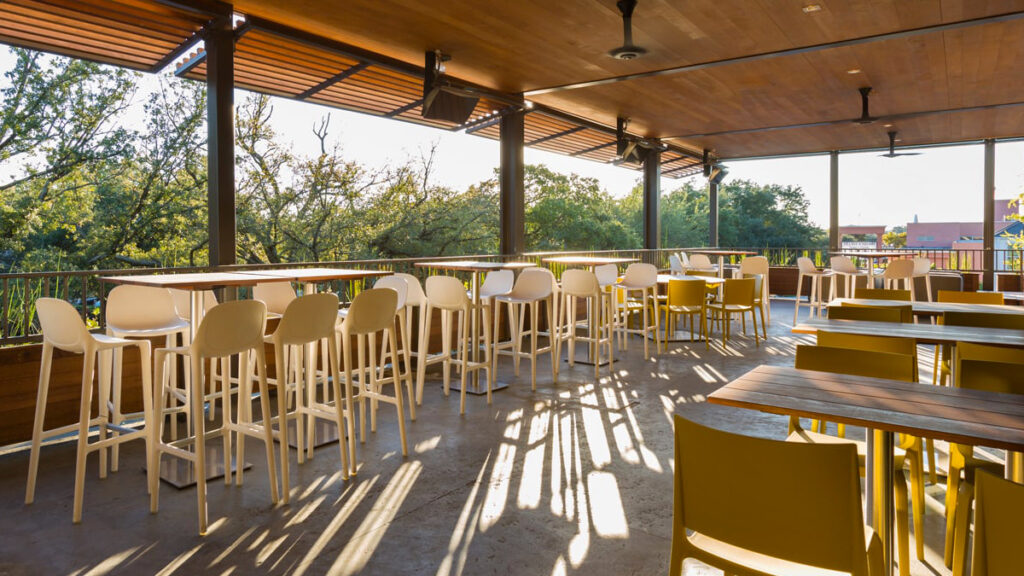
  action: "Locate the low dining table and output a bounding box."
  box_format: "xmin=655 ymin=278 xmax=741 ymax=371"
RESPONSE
xmin=542 ymin=255 xmax=637 ymax=364
xmin=687 ymin=249 xmax=756 ymax=278
xmin=830 ymin=297 xmax=1024 ymax=318
xmin=414 ymin=260 xmax=535 ymax=393
xmin=793 ymin=317 xmax=1024 ymax=347
xmin=709 ymin=364 xmax=1024 ymax=576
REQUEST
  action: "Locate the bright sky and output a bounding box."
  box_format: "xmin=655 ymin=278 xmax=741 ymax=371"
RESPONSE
xmin=3 ymin=46 xmax=1024 ymax=231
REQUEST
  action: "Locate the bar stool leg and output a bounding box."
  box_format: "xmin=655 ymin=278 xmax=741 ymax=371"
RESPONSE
xmin=26 ymin=342 xmax=54 ymax=505
xmin=72 ymin=349 xmax=97 ymax=524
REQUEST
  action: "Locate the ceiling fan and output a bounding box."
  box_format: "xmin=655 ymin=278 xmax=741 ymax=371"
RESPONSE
xmin=609 ymin=0 xmax=647 ymax=60
xmin=879 ymin=131 xmax=921 ymax=158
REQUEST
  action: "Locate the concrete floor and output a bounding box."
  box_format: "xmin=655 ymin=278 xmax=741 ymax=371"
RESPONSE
xmin=0 ymin=300 xmax=962 ymax=576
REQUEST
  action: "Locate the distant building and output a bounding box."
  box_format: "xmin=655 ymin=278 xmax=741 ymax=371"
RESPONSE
xmin=904 ymin=199 xmax=1023 ymax=271
xmin=838 ymin=225 xmax=886 ymax=249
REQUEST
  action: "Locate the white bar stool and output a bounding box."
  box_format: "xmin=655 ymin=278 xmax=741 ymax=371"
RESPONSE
xmin=829 ymin=256 xmax=867 ymax=300
xmin=883 ymin=259 xmax=917 ymax=295
xmin=615 ymin=263 xmax=660 ymax=359
xmin=340 ymin=288 xmax=409 ymax=458
xmin=595 ymin=263 xmax=621 ymax=345
xmin=26 ymin=298 xmax=158 ymax=524
xmin=794 ymin=257 xmax=832 ymax=323
xmin=493 ymin=268 xmax=558 ymax=390
xmin=416 ymin=276 xmax=493 ymax=412
xmin=373 ymin=275 xmax=417 ymax=421
xmin=105 ymin=285 xmax=189 ymax=462
xmin=153 ymin=299 xmax=279 ymax=535
xmin=260 ymin=293 xmax=348 ymax=501
xmin=912 ymin=256 xmax=933 ymax=302
xmin=392 ymin=272 xmax=429 ymax=398
xmin=558 ymin=269 xmax=614 ymax=378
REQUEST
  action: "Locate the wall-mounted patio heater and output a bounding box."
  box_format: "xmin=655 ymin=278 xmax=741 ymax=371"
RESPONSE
xmin=423 ymin=50 xmax=479 ymax=124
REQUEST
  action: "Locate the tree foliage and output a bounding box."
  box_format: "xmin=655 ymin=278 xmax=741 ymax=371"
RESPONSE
xmin=0 ymin=49 xmax=826 ymax=273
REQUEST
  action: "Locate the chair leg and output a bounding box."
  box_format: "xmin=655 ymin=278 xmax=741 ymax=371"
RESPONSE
xmin=26 ymin=342 xmax=54 ymax=506
xmin=416 ymin=304 xmax=432 ymax=405
xmin=909 ymin=447 xmax=926 ymax=560
xmin=72 ymin=349 xmax=97 ymax=524
xmin=794 ymin=272 xmax=804 ymax=324
xmin=189 ymin=357 xmax=208 ymax=534
xmin=275 ymin=344 xmax=290 ymax=503
xmin=388 ymin=326 xmax=408 ymax=457
xmin=950 ymin=477 xmax=973 ymax=576
xmin=459 ymin=309 xmax=469 ymax=415
xmin=895 ymin=469 xmax=911 ymax=576
xmin=546 ymin=297 xmax=557 ymax=381
xmin=483 ymin=304 xmax=494 ymax=404
xmin=530 ymin=301 xmax=539 ymax=390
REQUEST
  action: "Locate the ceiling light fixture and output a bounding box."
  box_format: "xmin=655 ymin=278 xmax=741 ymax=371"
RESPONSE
xmin=846 ymin=68 xmax=862 ymax=74
xmin=802 ymin=4 xmax=822 ymax=13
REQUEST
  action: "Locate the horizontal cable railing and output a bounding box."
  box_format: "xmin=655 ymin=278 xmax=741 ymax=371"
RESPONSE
xmin=2 ymin=246 xmax=1020 ymax=346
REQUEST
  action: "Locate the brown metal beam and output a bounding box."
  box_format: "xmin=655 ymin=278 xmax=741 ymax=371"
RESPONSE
xmin=525 ymin=10 xmax=1024 ymax=96
xmin=570 ymin=141 xmax=615 ymax=157
xmin=983 ymin=139 xmax=996 ymax=290
xmin=151 ymin=27 xmax=206 ymax=73
xmin=526 ymin=126 xmax=585 ymax=146
xmin=385 ymin=98 xmax=424 ymax=118
xmin=297 ymin=62 xmax=370 ymax=100
xmin=153 ymin=0 xmax=233 ymax=16
xmin=173 ymin=48 xmax=206 ymax=77
xmin=667 ymin=100 xmax=1024 ymax=140
xmin=206 ymin=16 xmax=235 ymax=267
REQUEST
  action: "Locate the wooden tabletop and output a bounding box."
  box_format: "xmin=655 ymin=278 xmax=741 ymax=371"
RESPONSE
xmin=708 ymin=365 xmax=1024 ymax=452
xmin=831 ymin=251 xmax=909 ymax=259
xmin=658 ymin=273 xmax=725 ymax=285
xmin=687 ymin=249 xmax=757 ymax=257
xmin=831 ymin=297 xmax=1024 ymax=317
xmin=236 ymin=267 xmax=391 ymax=282
xmin=541 ymin=256 xmax=637 ymax=266
xmin=986 ymin=290 xmax=1024 ymax=302
xmin=100 ymin=272 xmax=291 ymax=290
xmin=793 ymin=317 xmax=1024 ymax=347
xmin=414 ymin=260 xmax=535 ymax=272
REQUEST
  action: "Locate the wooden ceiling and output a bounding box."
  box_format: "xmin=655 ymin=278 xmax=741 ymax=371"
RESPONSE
xmin=2 ymin=0 xmax=1023 ymax=164
xmin=232 ymin=0 xmax=1024 ymax=159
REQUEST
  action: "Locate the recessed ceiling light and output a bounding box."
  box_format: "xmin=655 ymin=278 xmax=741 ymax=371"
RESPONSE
xmin=803 ymin=4 xmax=822 ymax=13
xmin=883 ymin=123 xmax=893 ymax=128
xmin=846 ymin=68 xmax=862 ymax=74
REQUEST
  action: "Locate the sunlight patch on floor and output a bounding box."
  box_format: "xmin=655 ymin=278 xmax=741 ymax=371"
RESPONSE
xmin=587 ymin=471 xmax=629 ymax=538
xmin=291 ymin=477 xmax=377 ymax=576
xmin=436 ymin=452 xmax=491 ymax=576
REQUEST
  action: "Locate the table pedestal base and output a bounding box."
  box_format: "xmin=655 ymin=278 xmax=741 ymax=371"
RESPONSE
xmin=448 ymin=380 xmax=509 ymax=395
xmin=149 ymin=443 xmax=251 ymax=489
xmin=284 ymin=418 xmax=342 ymax=450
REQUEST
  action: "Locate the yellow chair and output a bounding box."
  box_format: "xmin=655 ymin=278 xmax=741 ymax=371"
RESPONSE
xmin=707 ymin=277 xmax=759 ymax=348
xmin=960 ymin=470 xmax=1024 ymax=576
xmin=936 ymin=290 xmax=1004 ymax=305
xmin=855 ymin=288 xmax=912 ymax=301
xmin=670 ymin=415 xmax=883 ymax=576
xmin=790 ymin=344 xmax=921 ymax=575
xmin=828 ymin=304 xmax=907 ymax=323
xmin=945 ymin=342 xmax=1024 ymax=574
xmin=659 ymin=278 xmax=707 ymax=350
xmin=934 ymin=311 xmax=1024 ymax=387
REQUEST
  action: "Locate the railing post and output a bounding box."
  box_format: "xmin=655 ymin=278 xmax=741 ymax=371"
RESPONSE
xmin=500 ymin=109 xmax=525 ymax=257
xmin=206 ymin=15 xmax=236 ymax=270
xmin=983 ymin=138 xmax=995 ymax=290
xmin=643 ymin=149 xmax=661 ymax=250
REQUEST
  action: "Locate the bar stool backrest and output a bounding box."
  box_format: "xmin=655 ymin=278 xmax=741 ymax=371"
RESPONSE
xmin=374 ymin=275 xmax=409 ymax=309
xmin=739 ymin=256 xmax=768 ymax=276
xmin=274 ymin=293 xmax=340 ymax=346
xmin=193 ymin=300 xmax=267 ymax=359
xmin=677 ymin=252 xmax=691 ymax=267
xmin=508 ymin=268 xmax=554 ymax=300
xmin=621 ymin=263 xmax=658 ymax=288
xmin=343 ymin=288 xmax=399 ymax=335
xmin=479 ymin=270 xmax=514 ymax=298
xmin=170 ymin=289 xmax=218 ymax=321
xmin=424 ymin=275 xmax=469 ymax=310
xmin=796 ymin=257 xmax=818 ymax=274
xmin=830 ymin=256 xmax=858 ymax=274
xmin=669 ymin=255 xmax=684 ymax=274
xmin=594 ymin=263 xmax=619 ymax=286
xmin=672 ymin=415 xmax=869 ymax=575
xmin=394 ymin=272 xmax=426 ymax=307
xmin=253 ymin=281 xmax=297 ymax=316
xmin=561 ymin=269 xmax=599 ymax=297
xmin=912 ymin=256 xmax=932 ymax=275
xmin=882 ymin=259 xmax=915 ymax=280
xmin=36 ymin=298 xmax=92 ymax=353
xmin=744 ymin=273 xmax=764 ymax=300
xmin=666 ymin=278 xmax=705 ymax=307
xmin=107 ymin=285 xmax=180 ymax=331
xmin=689 ymin=254 xmax=714 ymax=270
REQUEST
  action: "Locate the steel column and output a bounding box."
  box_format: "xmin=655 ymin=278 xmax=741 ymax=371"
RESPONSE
xmin=983 ymin=139 xmax=996 ymax=289
xmin=643 ymin=150 xmax=661 ymax=250
xmin=830 ymin=151 xmax=840 ymax=252
xmin=500 ymin=110 xmax=525 ymax=256
xmin=709 ymin=180 xmax=719 ymax=248
xmin=206 ymin=17 xmax=235 ymax=267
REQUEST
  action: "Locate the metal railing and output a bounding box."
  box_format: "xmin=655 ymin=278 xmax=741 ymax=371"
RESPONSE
xmin=3 ymin=246 xmax=1019 ymax=346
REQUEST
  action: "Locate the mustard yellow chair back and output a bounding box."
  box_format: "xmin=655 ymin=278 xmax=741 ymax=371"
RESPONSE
xmin=721 ymin=277 xmax=755 ymax=306
xmin=954 ymin=342 xmax=1024 ymax=396
xmin=856 ymin=288 xmax=912 ymax=301
xmin=816 ymin=330 xmax=916 ymax=357
xmin=795 ymin=345 xmax=916 ymax=382
xmin=942 ymin=311 xmax=1024 ymax=331
xmin=671 ymin=415 xmax=876 ymax=576
xmin=937 ymin=290 xmax=1004 ymax=305
xmin=666 ymin=278 xmax=705 ymax=308
xmin=828 ymin=304 xmax=906 ymax=323
xmin=971 ymin=470 xmax=1024 ymax=576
